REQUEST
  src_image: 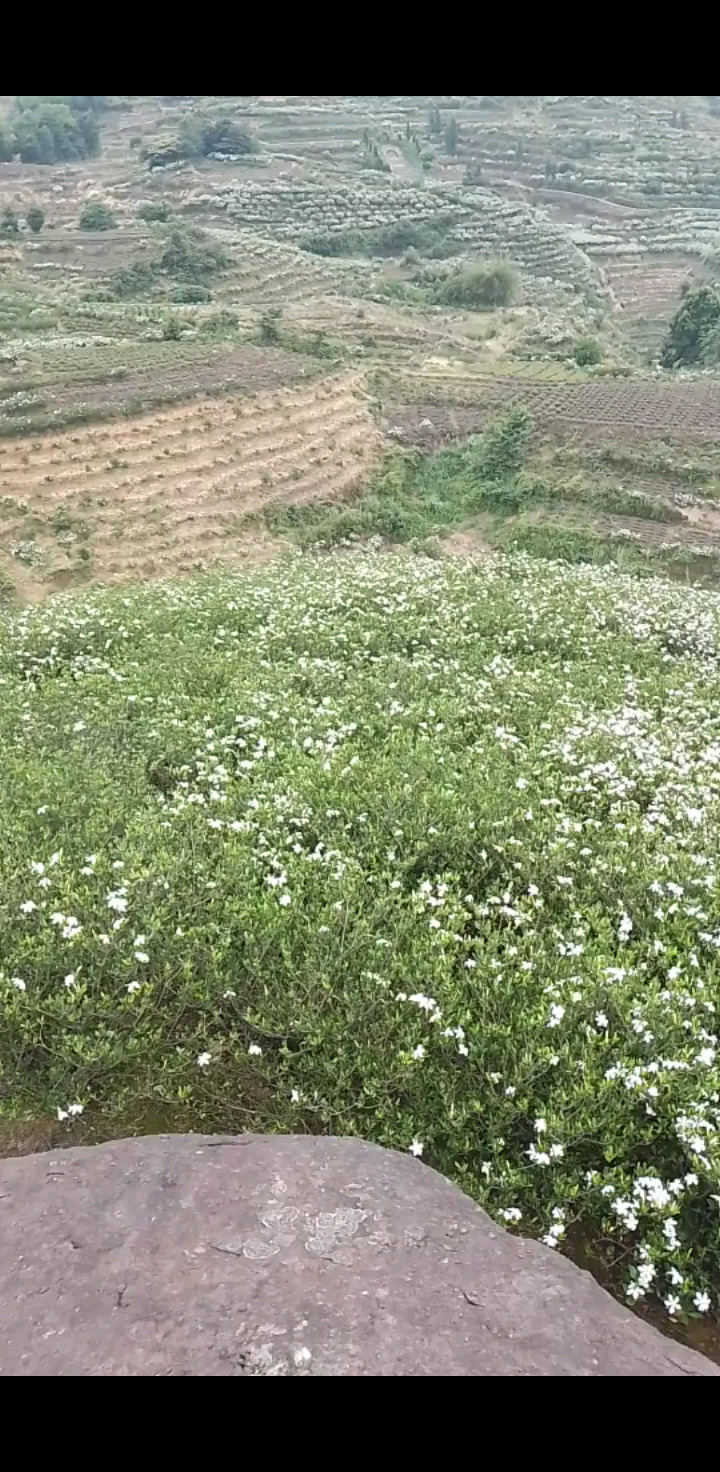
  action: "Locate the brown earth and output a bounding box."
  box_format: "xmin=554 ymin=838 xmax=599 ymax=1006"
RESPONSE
xmin=0 ymin=344 xmax=327 ymax=435
xmin=0 ymin=370 xmax=382 ymax=598
xmin=385 ymin=375 xmax=720 ymax=444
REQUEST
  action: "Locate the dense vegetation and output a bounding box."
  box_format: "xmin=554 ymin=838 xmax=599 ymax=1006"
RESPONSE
xmin=661 ymin=285 xmax=720 ymax=368
xmin=141 ymin=111 xmax=256 ymax=170
xmin=0 ymin=97 xmax=104 ymax=165
xmin=1 ymin=550 xmax=719 ymax=1328
xmin=433 ymin=258 xmax=518 ymax=309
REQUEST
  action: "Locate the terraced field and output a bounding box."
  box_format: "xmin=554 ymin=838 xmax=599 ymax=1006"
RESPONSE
xmin=0 ymin=370 xmax=381 ymax=597
xmin=0 ymin=344 xmax=326 ymax=436
xmin=388 ymin=374 xmax=720 ymax=441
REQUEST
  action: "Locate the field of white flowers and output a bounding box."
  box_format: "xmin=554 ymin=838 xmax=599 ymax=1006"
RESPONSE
xmin=2 ymin=551 xmax=720 ymax=1329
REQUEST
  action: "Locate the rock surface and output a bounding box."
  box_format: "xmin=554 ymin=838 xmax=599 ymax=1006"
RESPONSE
xmin=0 ymin=1133 xmax=717 ymax=1376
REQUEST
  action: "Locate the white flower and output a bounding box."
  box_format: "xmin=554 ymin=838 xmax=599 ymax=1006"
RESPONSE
xmin=527 ymin=1145 xmax=551 ymax=1166
xmin=127 ymin=980 xmax=141 ymax=994
xmin=248 ymin=1043 xmax=263 ymax=1056
xmin=534 ymin=1117 xmax=547 ymax=1135
xmin=278 ymin=893 xmax=292 ymax=907
xmin=595 ymin=1011 xmax=609 ymax=1030
xmin=694 ymin=1291 xmax=711 ymax=1313
xmin=57 ymin=1103 xmax=84 ymax=1121
xmin=134 ymin=951 xmax=150 ymax=965
xmin=547 ymin=1004 xmax=565 ymax=1028
xmin=504 ymin=1085 xmax=516 ymax=1098
xmin=408 ymin=1139 xmax=424 ymax=1157
xmin=64 ymin=972 xmax=78 ymax=988
xmin=667 ymin=1267 xmax=683 ymax=1287
xmin=292 ymin=1346 xmax=312 ymax=1367
xmin=19 ymin=900 xmax=37 ymax=913
xmin=223 ymin=989 xmax=236 ymax=999
xmin=549 ymin=1143 xmax=564 ymax=1159
xmin=664 ymin=1294 xmax=682 ymax=1316
xmin=106 ymin=890 xmax=127 ymax=913
xmin=197 ymin=1052 xmax=212 ymax=1068
xmin=499 ymin=1207 xmax=522 ymax=1222
xmin=695 ymin=1047 xmax=716 ymax=1067
xmin=290 ymin=1088 xmax=301 ymax=1104
xmin=411 ymin=1044 xmax=426 ymax=1061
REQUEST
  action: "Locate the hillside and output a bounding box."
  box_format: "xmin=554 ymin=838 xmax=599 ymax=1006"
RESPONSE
xmin=2 ymin=96 xmax=720 ymax=1362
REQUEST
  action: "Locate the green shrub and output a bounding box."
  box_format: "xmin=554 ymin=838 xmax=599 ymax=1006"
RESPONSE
xmin=259 ymin=306 xmax=283 ymax=345
xmin=137 ymin=202 xmax=172 ymax=223
xmin=160 ymin=229 xmax=229 ymax=281
xmin=162 ymin=314 xmax=183 ymax=341
xmin=79 ymin=200 xmax=117 ymax=231
xmin=467 ymin=407 xmax=533 ymax=482
xmin=109 ymin=262 xmax=158 ymax=299
xmin=170 ymin=282 xmax=212 ymax=304
xmin=574 ymin=336 xmax=601 ymax=366
xmin=434 ymin=258 xmax=518 ymax=309
xmin=25 ymin=206 xmax=45 ymax=234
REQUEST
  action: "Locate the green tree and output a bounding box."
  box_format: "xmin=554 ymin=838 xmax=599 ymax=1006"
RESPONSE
xmin=11 ymin=99 xmax=101 ymax=164
xmin=444 ymin=117 xmax=459 ymax=156
xmin=435 ymin=258 xmax=518 ymax=310
xmin=661 ymin=285 xmax=720 ymax=368
xmin=428 ymin=105 xmax=442 ymax=136
xmin=26 ymin=206 xmax=45 ymax=234
xmin=79 ymin=200 xmax=117 ymax=231
xmin=0 ymin=119 xmax=14 ymax=161
xmin=0 ymin=208 xmax=19 ymax=238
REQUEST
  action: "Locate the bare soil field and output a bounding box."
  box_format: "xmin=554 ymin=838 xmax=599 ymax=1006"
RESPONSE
xmin=0 ymin=370 xmax=382 ymax=598
xmin=386 ymin=375 xmax=720 ymax=443
xmin=0 ymin=344 xmax=326 ymax=435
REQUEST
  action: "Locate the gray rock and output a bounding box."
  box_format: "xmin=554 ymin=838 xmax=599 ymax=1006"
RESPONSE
xmin=0 ymin=1133 xmax=716 ymax=1376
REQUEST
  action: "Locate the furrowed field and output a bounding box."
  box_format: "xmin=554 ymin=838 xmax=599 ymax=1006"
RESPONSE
xmin=1 ymin=551 xmax=720 ymax=1333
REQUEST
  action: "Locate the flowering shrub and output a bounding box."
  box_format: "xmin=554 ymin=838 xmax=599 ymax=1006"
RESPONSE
xmin=1 ymin=552 xmax=720 ymax=1326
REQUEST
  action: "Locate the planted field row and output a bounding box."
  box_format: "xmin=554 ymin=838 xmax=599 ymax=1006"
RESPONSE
xmin=0 ymin=344 xmax=327 ymax=436
xmin=218 ymin=180 xmax=601 ymax=292
xmin=0 ymin=371 xmax=382 ymax=597
xmin=386 ymin=373 xmax=720 ymax=441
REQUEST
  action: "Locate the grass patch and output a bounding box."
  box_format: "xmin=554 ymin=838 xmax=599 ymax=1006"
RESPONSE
xmin=2 ymin=554 xmax=720 ymax=1343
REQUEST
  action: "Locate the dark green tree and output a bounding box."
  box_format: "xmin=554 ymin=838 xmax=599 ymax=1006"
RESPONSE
xmin=428 ymin=105 xmax=442 ymax=136
xmin=0 ymin=119 xmax=14 ymax=161
xmin=661 ymin=285 xmax=720 ymax=367
xmin=0 ymin=207 xmax=19 ymax=237
xmin=444 ymin=117 xmax=459 ymax=156
xmin=26 ymin=206 xmax=45 ymax=234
